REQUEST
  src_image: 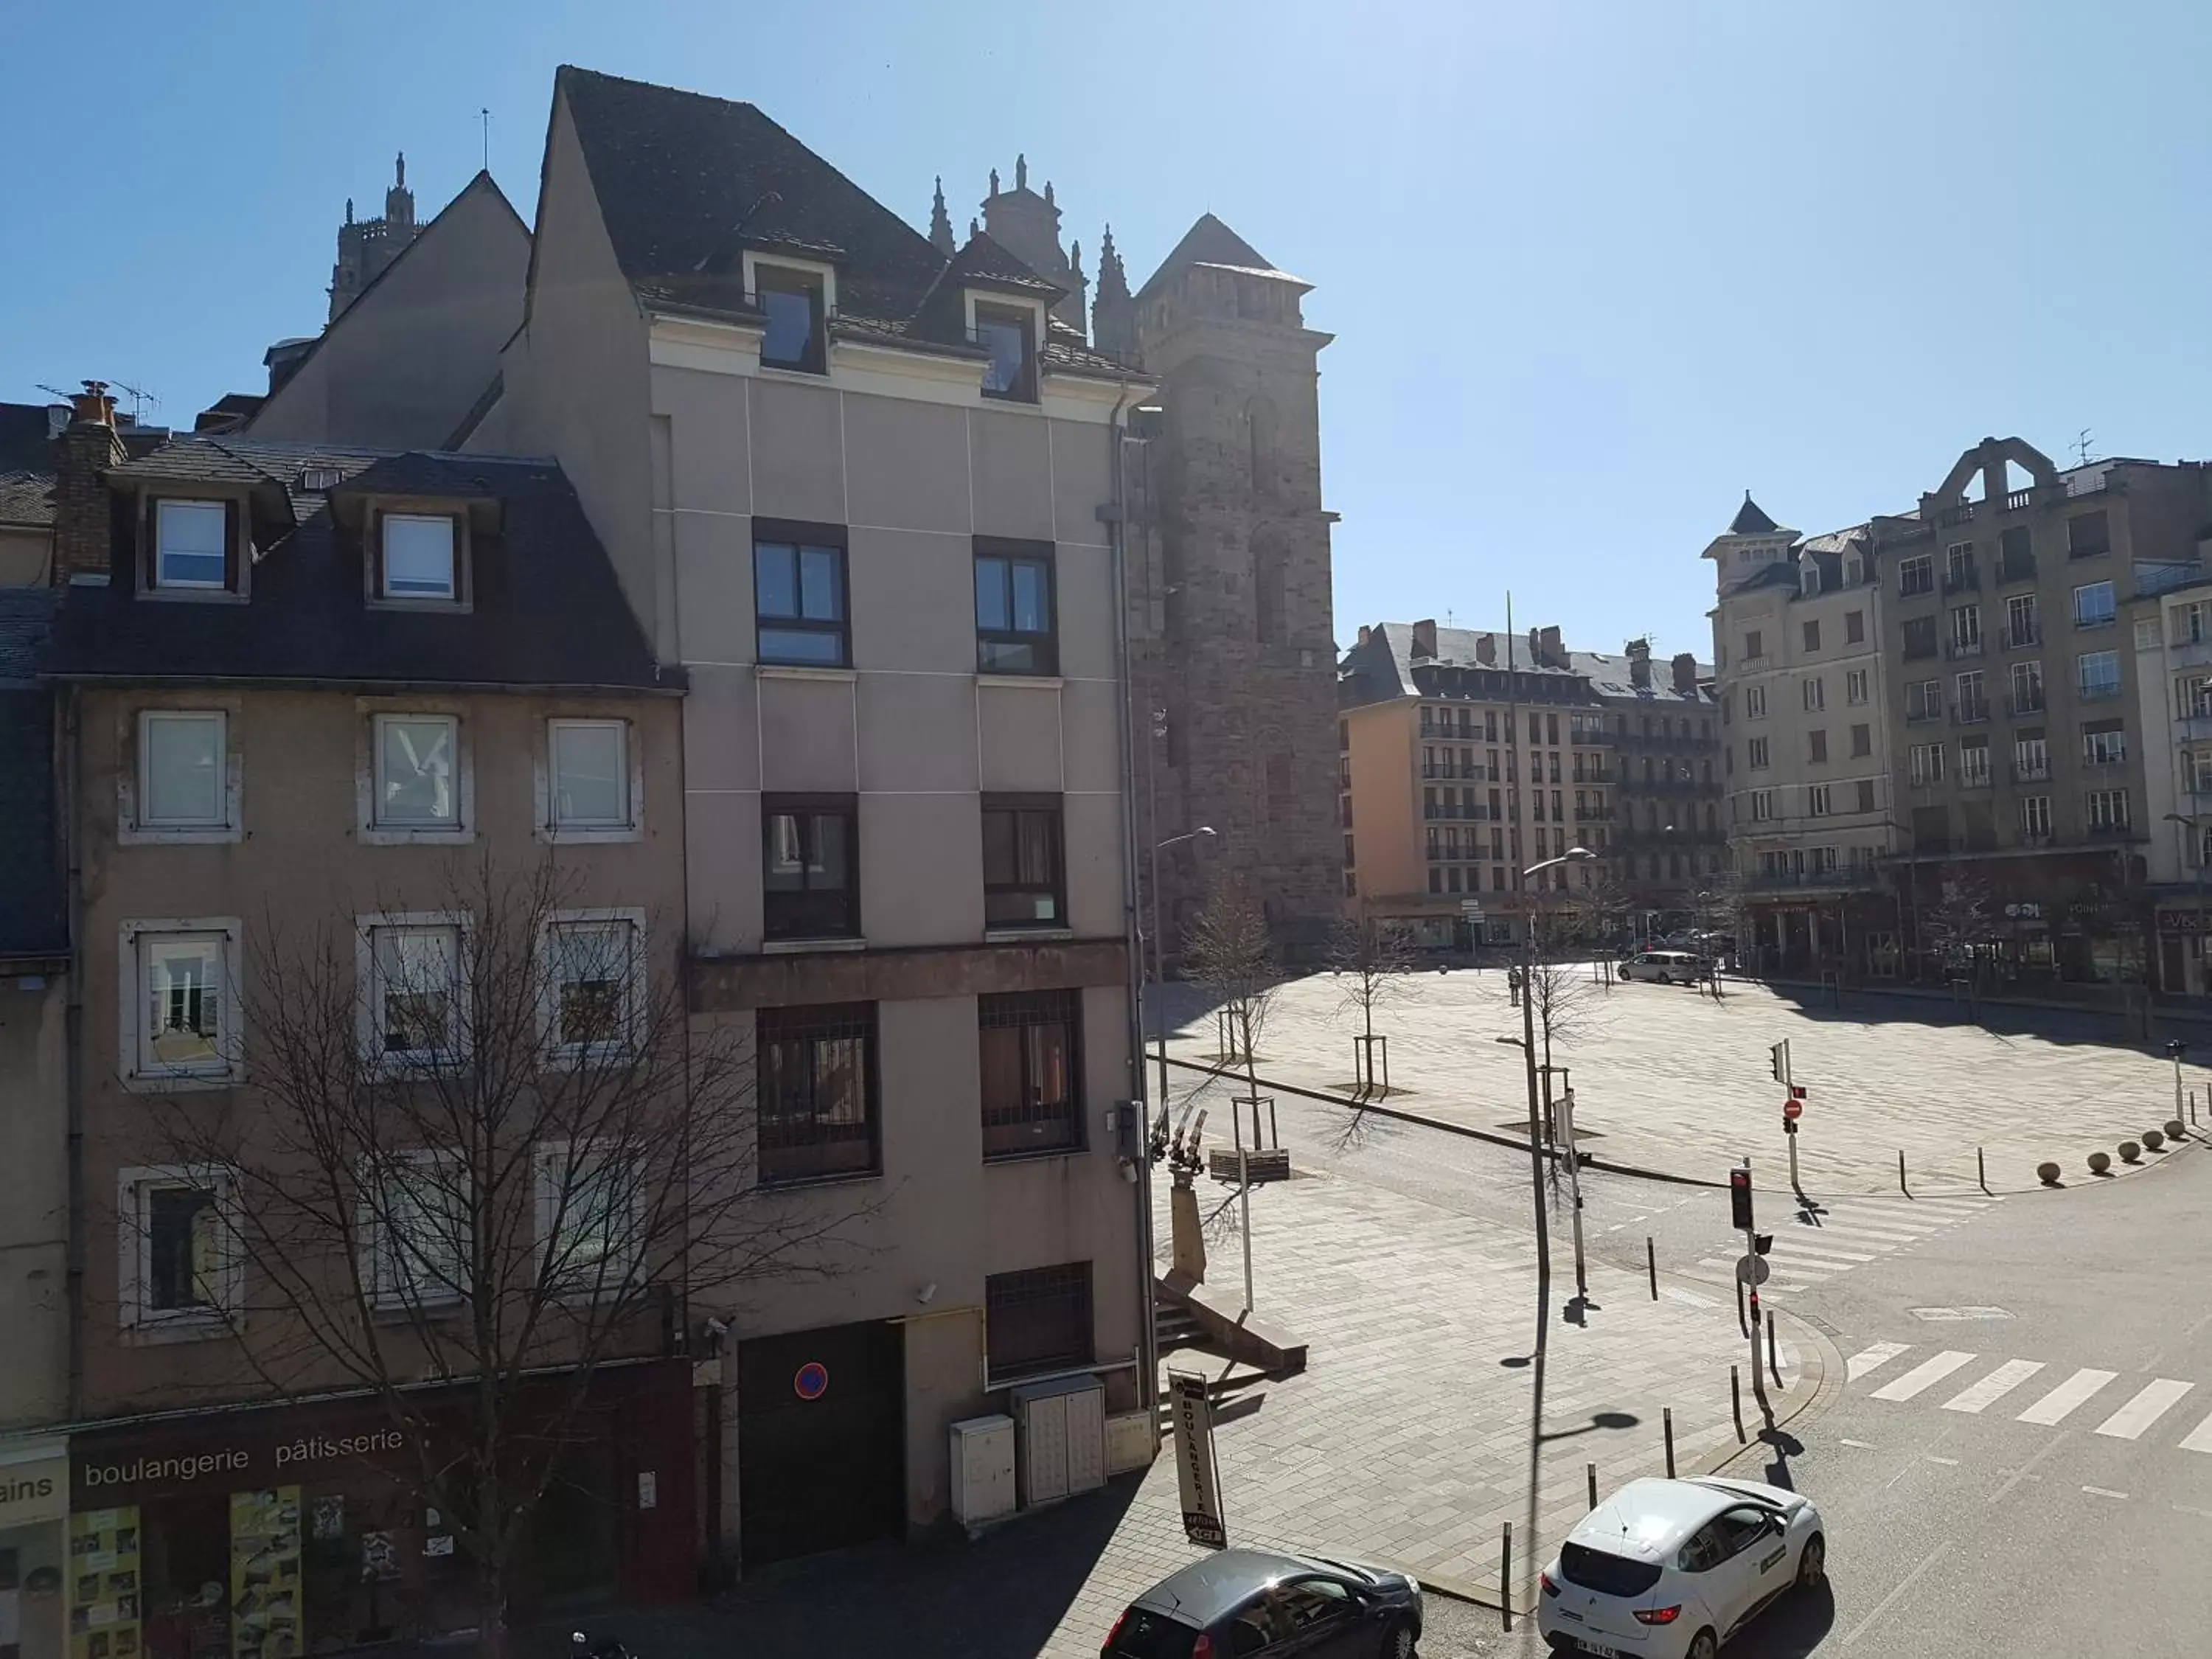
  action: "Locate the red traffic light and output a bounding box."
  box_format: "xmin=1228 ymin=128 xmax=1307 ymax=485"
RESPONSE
xmin=1729 ymin=1166 xmax=1754 ymax=1230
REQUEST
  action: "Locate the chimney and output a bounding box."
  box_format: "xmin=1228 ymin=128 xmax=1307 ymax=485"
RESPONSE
xmin=1475 ymin=633 xmax=1495 ymax=665
xmin=53 ymin=380 xmax=125 ymax=587
xmin=1627 ymin=636 xmax=1652 ymax=687
xmin=1527 ymin=627 xmax=1540 ymax=666
xmin=1357 ymin=624 xmax=1371 ymax=647
xmin=1538 ymin=625 xmax=1562 ymax=667
xmin=1672 ymin=652 xmax=1698 ymax=695
xmin=1411 ymin=618 xmax=1437 ymax=659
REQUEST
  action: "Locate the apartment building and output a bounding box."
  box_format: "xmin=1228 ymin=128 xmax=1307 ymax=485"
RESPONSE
xmin=467 ymin=69 xmax=1152 ymax=1566
xmin=1866 ymin=437 xmax=2204 ymax=985
xmin=1576 ymin=639 xmax=1722 ymax=922
xmin=1338 ymin=620 xmax=1614 ymax=947
xmin=1706 ymin=496 xmax=1897 ymax=974
xmin=36 ymin=394 xmax=692 ymax=1646
xmin=2133 ymin=572 xmax=2212 ymax=993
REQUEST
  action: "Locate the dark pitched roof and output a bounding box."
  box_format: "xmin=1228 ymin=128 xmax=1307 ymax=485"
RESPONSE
xmin=1137 ymin=213 xmax=1305 ymax=302
xmin=935 ymin=231 xmax=1063 ymax=299
xmin=0 ymin=585 xmax=57 ymax=686
xmin=0 ymin=402 xmax=60 ymax=528
xmin=49 ymin=437 xmax=675 ymax=694
xmin=0 ymin=591 xmax=63 ymax=959
xmin=1728 ymin=493 xmax=1779 ymax=535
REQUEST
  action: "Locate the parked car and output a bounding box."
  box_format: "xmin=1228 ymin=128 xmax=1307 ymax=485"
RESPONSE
xmin=1537 ymin=1475 xmax=1824 ymax=1659
xmin=1622 ymin=950 xmax=1703 ymax=984
xmin=1103 ymin=1547 xmax=1422 ymax=1658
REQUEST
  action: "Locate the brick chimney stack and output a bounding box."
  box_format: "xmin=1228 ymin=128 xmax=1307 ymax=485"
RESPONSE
xmin=1538 ymin=625 xmax=1562 ymax=667
xmin=1627 ymin=637 xmax=1652 ymax=687
xmin=1411 ymin=618 xmax=1437 ymax=659
xmin=53 ymin=381 xmax=124 ymax=587
xmin=1672 ymin=652 xmax=1699 ymax=695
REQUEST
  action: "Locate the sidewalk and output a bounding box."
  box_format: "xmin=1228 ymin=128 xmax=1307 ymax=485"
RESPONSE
xmin=1160 ymin=969 xmax=2191 ymax=1195
xmin=605 ymin=1147 xmax=1820 ymax=1658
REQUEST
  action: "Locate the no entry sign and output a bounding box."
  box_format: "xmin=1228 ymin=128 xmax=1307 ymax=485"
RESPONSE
xmin=1782 ymin=1098 xmax=1804 ymax=1121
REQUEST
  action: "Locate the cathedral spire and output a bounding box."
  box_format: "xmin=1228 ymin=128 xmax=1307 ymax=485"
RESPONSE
xmin=928 ymin=175 xmax=954 ymax=255
xmin=1091 ymin=223 xmax=1137 ymax=366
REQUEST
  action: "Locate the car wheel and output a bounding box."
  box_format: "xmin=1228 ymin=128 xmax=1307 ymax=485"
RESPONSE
xmin=1377 ymin=1615 xmax=1416 ymax=1659
xmin=1798 ymin=1532 xmax=1826 ymax=1590
xmin=1655 ymin=972 xmax=1672 ymax=985
xmin=1686 ymin=1629 xmax=1719 ymax=1659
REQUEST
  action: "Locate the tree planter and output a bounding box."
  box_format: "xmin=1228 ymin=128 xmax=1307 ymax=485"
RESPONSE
xmin=1352 ymin=1033 xmax=1389 ymax=1099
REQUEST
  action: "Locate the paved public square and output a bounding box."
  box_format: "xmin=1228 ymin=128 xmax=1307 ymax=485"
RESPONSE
xmin=1161 ymin=967 xmax=2191 ymax=1195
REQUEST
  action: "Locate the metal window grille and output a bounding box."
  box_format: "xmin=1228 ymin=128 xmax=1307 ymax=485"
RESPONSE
xmin=978 ymin=990 xmax=1082 ymax=1158
xmin=985 ymin=1260 xmax=1093 ymax=1382
xmin=757 ymin=1002 xmax=877 ymax=1184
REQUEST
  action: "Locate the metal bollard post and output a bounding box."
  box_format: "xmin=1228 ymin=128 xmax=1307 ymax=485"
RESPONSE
xmin=1977 ymin=1145 xmax=1989 ymax=1196
xmin=1731 ymin=1366 xmax=1746 ymax=1443
xmin=1647 ymin=1236 xmax=1658 ymax=1300
xmin=1587 ymin=1461 xmax=1599 ymax=1511
xmin=1768 ymin=1308 xmax=1782 ymax=1387
xmin=1500 ymin=1523 xmax=1513 ymax=1630
xmin=1735 ymin=1274 xmax=1748 ymax=1338
xmin=1898 ymin=1148 xmax=1910 ymax=1197
xmin=1663 ymin=1408 xmax=1676 ymax=1477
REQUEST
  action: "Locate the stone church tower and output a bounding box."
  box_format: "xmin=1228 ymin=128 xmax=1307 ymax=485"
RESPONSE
xmin=328 ymin=153 xmax=420 ymax=321
xmin=975 ymin=155 xmax=1087 ymax=332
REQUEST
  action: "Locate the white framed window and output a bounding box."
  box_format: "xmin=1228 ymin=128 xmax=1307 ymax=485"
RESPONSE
xmin=2085 ymin=788 xmax=2130 ymax=831
xmin=1958 ymin=736 xmax=1992 ymax=786
xmin=1750 ymin=789 xmax=1773 ymax=821
xmin=1845 ymin=668 xmax=1868 ymax=705
xmin=1899 ymin=555 xmax=1934 ymax=597
xmin=2185 ymin=750 xmax=2212 ymax=795
xmin=2072 ymin=580 xmax=2116 ymax=629
xmin=2081 ymin=722 xmax=2127 ymax=766
xmin=543 ymin=912 xmax=644 ymax=1061
xmin=380 ymin=514 xmax=459 ymax=601
xmin=2173 ymin=601 xmax=2210 ymax=646
xmin=535 ymin=1140 xmax=642 ymax=1298
xmin=361 ymin=1152 xmax=469 ymax=1308
xmin=1747 ymin=737 xmax=1770 ymax=770
xmin=117 ymin=1165 xmax=239 ymax=1334
xmin=153 ymin=498 xmax=229 ymax=590
xmin=361 ymin=918 xmax=465 ymax=1068
xmin=1744 ymin=685 xmax=1767 ymax=720
xmin=1808 ymin=784 xmax=1832 ymax=817
xmin=2077 ymin=650 xmax=2121 ymax=700
xmin=135 ymin=711 xmax=233 ymax=832
xmin=2180 ymin=672 xmax=2212 ymax=719
xmin=1910 ymin=742 xmax=1945 ymax=786
xmin=1950 ymin=604 xmax=1982 ymax=651
xmin=544 ymin=719 xmax=636 ymax=835
xmin=364 ymin=710 xmax=470 ymax=841
xmin=122 ymin=922 xmax=240 ymax=1086
xmin=1803 ymin=677 xmax=1824 ymax=712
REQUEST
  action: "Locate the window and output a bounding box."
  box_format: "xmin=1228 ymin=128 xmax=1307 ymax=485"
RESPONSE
xmin=1750 ymin=789 xmax=1773 ymax=821
xmin=980 ymin=990 xmax=1082 ymax=1159
xmin=2021 ymin=794 xmax=2052 ymax=838
xmin=2181 ymin=672 xmax=2212 ymax=719
xmin=1846 ymin=667 xmax=1868 ymax=705
xmin=1807 ymin=729 xmax=1827 ymax=763
xmin=1958 ymin=736 xmax=1991 ymax=787
xmin=754 ymin=532 xmax=848 ymax=665
xmin=758 ymin=1003 xmax=878 ymax=1183
xmin=1742 ymin=630 xmax=1764 ymax=660
xmin=373 ymin=714 xmax=460 ymax=827
xmin=367 ymin=922 xmax=462 ymax=1065
xmin=153 ymin=498 xmax=229 ymax=589
xmin=1803 ymin=677 xmax=1824 ymax=712
xmin=2014 ymin=731 xmax=2048 ymax=780
xmin=762 ymin=796 xmax=858 ymax=939
xmin=1945 ymin=541 xmax=1977 ymax=588
xmin=1802 ymin=619 xmax=1820 ymax=652
xmin=138 ymin=711 xmax=229 ymax=829
xmin=1910 ymin=742 xmax=1945 ymax=786
xmin=756 ymin=265 xmax=827 ymax=373
xmin=1851 ymin=723 xmax=1871 ymax=758
xmin=2085 ymin=788 xmax=2129 ymax=831
xmin=1906 ymin=679 xmax=1941 ymax=721
xmin=2188 ymin=749 xmax=2212 ymax=794
xmin=2006 ymin=593 xmax=2040 ymax=647
xmin=380 ymin=513 xmax=459 ymax=600
xmin=974 ymin=302 xmax=1037 ymax=400
xmin=2077 ymin=650 xmax=2121 ymax=700
xmin=1427 ymin=869 xmax=1441 ymax=894
xmin=2073 ymin=581 xmax=2116 ymax=628
xmin=1747 ymin=737 xmax=1769 ymax=769
xmin=547 ymin=719 xmax=633 ymax=830
xmin=1955 ymin=670 xmax=1986 ymax=720
xmin=1902 ymin=617 xmax=1938 ymax=659
xmin=1950 ymin=605 xmax=1981 ymax=653
xmin=2081 ymin=721 xmax=2127 ymax=766
xmin=1808 ymin=784 xmax=1832 ymax=817
xmin=1899 ymin=555 xmax=1934 ymax=597
xmin=535 ymin=1141 xmax=640 ymax=1295
xmin=545 ymin=917 xmax=639 ymax=1057
xmin=983 ymin=799 xmax=1063 ymax=928
xmin=364 ymin=1153 xmax=468 ymax=1308
xmin=2009 ymin=659 xmax=2045 ymax=714
xmin=985 ymin=1261 xmax=1093 ymax=1382
xmin=119 ymin=1168 xmax=236 ymax=1331
xmin=131 ymin=928 xmax=234 ymax=1080
xmin=2067 ymin=510 xmax=2110 ymax=558
xmin=1745 ymin=685 xmax=1767 ymax=719
xmin=2173 ymin=601 xmax=2211 ymax=645
xmin=1846 ymin=609 xmax=1865 ymax=644
xmin=1855 ymin=779 xmax=1877 ymax=813
xmin=974 ymin=543 xmax=1057 ymax=673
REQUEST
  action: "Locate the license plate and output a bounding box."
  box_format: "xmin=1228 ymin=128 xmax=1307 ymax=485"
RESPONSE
xmin=1576 ymin=1644 xmax=1624 ymax=1659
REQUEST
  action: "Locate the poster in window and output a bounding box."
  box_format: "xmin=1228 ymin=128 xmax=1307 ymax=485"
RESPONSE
xmin=67 ymin=1511 xmax=139 ymax=1659
xmin=227 ymin=1489 xmax=301 ymax=1659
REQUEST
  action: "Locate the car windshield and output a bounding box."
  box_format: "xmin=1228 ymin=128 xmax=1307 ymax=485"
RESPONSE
xmin=1105 ymin=1607 xmax=1201 ymax=1659
xmin=1560 ymin=1542 xmax=1665 ymax=1599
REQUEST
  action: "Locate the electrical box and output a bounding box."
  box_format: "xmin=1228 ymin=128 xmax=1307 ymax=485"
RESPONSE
xmin=948 ymin=1413 xmax=1017 ymax=1527
xmin=1009 ymin=1374 xmax=1106 ymax=1508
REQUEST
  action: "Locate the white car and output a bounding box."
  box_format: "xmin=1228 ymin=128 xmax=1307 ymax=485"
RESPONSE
xmin=1621 ymin=950 xmax=1703 ymax=985
xmin=1537 ymin=1475 xmax=1824 ymax=1659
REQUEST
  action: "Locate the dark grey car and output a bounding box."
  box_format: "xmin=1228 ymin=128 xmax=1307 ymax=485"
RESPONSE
xmin=1102 ymin=1547 xmax=1422 ymax=1658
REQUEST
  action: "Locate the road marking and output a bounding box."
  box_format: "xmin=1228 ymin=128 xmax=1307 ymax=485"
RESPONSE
xmin=1941 ymin=1359 xmax=2046 ymax=1414
xmin=1841 ymin=1539 xmax=1953 ymax=1647
xmin=2179 ymin=1411 xmax=2212 ymax=1455
xmin=1989 ymin=1430 xmax=2070 ymax=1504
xmin=1660 ymin=1286 xmax=1721 ymax=1308
xmin=1840 ymin=1438 xmax=1877 ymax=1448
xmin=2093 ymin=1379 xmax=2195 ymax=1441
xmin=1910 ymin=1306 xmax=2012 ymax=1321
xmin=2174 ymin=1504 xmax=2212 ymax=1520
xmin=1872 ymin=1351 xmax=1978 ymax=1401
xmin=2016 ymin=1368 xmax=2117 ymax=1426
xmin=1847 ymin=1341 xmax=1910 ymax=1382
xmin=2082 ymin=1486 xmax=2129 ymax=1500
xmin=1924 ymin=1455 xmax=1960 ymax=1466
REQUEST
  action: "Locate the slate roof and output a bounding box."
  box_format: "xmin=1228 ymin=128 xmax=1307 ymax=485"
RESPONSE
xmin=48 ymin=435 xmax=676 ymax=694
xmin=1568 ymin=650 xmax=1716 ymax=704
xmin=1728 ymin=493 xmax=1779 ymax=535
xmin=0 ymin=589 xmax=63 ymax=959
xmin=1340 ymin=622 xmax=1714 ymax=710
xmin=1137 ymin=214 xmax=1308 ymax=301
xmin=0 ymin=401 xmax=60 ymax=528
xmin=0 ymin=585 xmax=56 ymax=686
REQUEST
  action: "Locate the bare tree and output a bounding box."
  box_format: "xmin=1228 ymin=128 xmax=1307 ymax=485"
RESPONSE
xmin=1575 ymin=860 xmax=1634 ymax=987
xmin=1523 ymin=904 xmax=1612 ymax=1151
xmin=1329 ymin=908 xmax=1417 ymax=1098
xmin=1184 ymin=872 xmax=1279 ymax=1099
xmin=1924 ymin=872 xmax=1995 ymax=1013
xmin=1689 ymin=867 xmax=1748 ymax=995
xmin=138 ymin=856 xmax=871 ymax=1657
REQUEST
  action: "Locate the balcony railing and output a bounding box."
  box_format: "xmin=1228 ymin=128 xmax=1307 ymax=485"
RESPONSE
xmin=1906 ymin=704 xmax=1944 ymax=724
xmin=1959 ymin=764 xmax=1994 ymax=789
xmin=2001 ymin=624 xmax=2041 ymax=650
xmin=1422 ymin=804 xmax=1492 ymax=821
xmin=1954 ymin=698 xmax=1991 ymax=724
xmin=2078 ymin=681 xmax=2124 ymax=703
xmin=2006 ymin=690 xmax=2045 ymax=716
xmin=1997 ymin=555 xmax=2038 ymax=584
xmin=1572 ymin=807 xmax=1618 ymax=822
xmin=1937 ymin=502 xmax=1976 ymax=526
xmin=2006 ymin=488 xmax=2035 ymax=510
xmin=1742 ymin=867 xmax=1882 ymax=892
xmin=1942 ymin=565 xmax=1980 ymax=594
xmin=1945 ymin=636 xmax=1986 ymax=660
xmin=1421 ymin=765 xmax=1489 ymax=780
xmin=2085 ymin=821 xmax=2135 ymax=838
xmin=2011 ymin=762 xmax=2050 ymax=785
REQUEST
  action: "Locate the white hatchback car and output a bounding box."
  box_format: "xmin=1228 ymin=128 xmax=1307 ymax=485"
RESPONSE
xmin=1537 ymin=1475 xmax=1824 ymax=1659
xmin=1621 ymin=950 xmax=1703 ymax=985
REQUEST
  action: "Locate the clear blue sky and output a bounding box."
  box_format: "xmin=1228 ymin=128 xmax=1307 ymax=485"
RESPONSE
xmin=8 ymin=1 xmax=2210 ymax=663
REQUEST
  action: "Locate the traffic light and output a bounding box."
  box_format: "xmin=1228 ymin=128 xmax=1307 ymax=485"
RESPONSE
xmin=1754 ymin=1234 xmax=1773 ymax=1256
xmin=1769 ymin=1041 xmax=1788 ymax=1083
xmin=2167 ymin=1040 xmax=2189 ymax=1060
xmin=1729 ymin=1166 xmax=1754 ymax=1231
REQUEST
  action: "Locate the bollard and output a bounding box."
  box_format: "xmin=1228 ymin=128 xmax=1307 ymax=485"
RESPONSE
xmin=1587 ymin=1461 xmax=1599 ymax=1511
xmin=1898 ymin=1148 xmax=1910 ymax=1197
xmin=1647 ymin=1235 xmax=1658 ymax=1301
xmin=1663 ymin=1408 xmax=1677 ymax=1477
xmin=1978 ymin=1145 xmax=1989 ymax=1196
xmin=1768 ymin=1307 xmax=1783 ymax=1387
xmin=1735 ymin=1274 xmax=1748 ymax=1338
xmin=1500 ymin=1523 xmax=1513 ymax=1631
xmin=1731 ymin=1366 xmax=1746 ymax=1442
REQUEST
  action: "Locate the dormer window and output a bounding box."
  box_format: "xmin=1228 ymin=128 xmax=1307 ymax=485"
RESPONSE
xmin=153 ymin=499 xmax=231 ymax=590
xmin=974 ymin=302 xmax=1037 ymax=402
xmin=757 ymin=266 xmax=827 ymax=373
xmin=378 ymin=512 xmax=462 ymax=603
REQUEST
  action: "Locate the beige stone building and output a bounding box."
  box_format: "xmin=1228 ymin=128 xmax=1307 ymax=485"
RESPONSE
xmin=467 ymin=68 xmax=1154 ymax=1566
xmin=2134 ymin=571 xmax=2212 ymax=992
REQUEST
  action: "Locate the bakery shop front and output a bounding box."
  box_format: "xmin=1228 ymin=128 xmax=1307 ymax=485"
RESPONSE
xmin=66 ymin=1363 xmax=693 ymax=1659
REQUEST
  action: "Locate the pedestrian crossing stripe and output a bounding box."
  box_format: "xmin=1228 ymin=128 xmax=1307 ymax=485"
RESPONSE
xmin=1846 ymin=1345 xmax=2212 ymax=1450
xmin=1683 ymin=1195 xmax=1999 ymax=1295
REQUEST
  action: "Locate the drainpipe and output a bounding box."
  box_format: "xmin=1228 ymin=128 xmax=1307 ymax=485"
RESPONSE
xmin=1104 ymin=380 xmax=1158 ymax=1422
xmin=62 ymin=684 xmax=86 ymax=1419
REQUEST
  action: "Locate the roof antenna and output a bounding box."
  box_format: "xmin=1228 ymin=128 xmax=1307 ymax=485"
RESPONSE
xmin=695 ymin=191 xmax=785 ymax=273
xmin=2074 ymin=428 xmax=2096 ymax=467
xmin=479 ymin=107 xmax=491 ymax=173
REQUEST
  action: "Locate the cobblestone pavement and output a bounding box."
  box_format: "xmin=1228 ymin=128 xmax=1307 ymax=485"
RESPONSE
xmin=605 ymin=1145 xmax=1822 ymax=1658
xmin=1160 ymin=967 xmax=2188 ymax=1195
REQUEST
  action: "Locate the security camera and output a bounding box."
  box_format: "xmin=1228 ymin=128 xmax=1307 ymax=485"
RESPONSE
xmin=916 ymin=1281 xmax=937 ymax=1306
